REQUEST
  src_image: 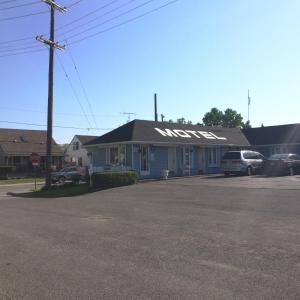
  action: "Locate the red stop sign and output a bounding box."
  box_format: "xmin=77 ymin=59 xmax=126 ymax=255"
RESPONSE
xmin=30 ymin=152 xmax=40 ymax=165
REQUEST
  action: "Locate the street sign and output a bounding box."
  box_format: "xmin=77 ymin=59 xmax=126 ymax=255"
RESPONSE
xmin=30 ymin=152 xmax=40 ymax=165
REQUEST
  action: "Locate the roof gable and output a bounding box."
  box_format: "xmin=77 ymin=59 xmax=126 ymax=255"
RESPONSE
xmin=86 ymin=120 xmax=250 ymax=146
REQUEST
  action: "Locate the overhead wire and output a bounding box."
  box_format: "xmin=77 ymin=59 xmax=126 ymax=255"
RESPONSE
xmin=65 ymin=41 xmax=99 ymax=129
xmin=67 ymin=0 xmax=179 ymax=45
xmin=60 ymin=0 xmax=156 ymax=42
xmin=0 ymin=1 xmax=40 ymax=11
xmin=0 ymin=120 xmax=112 ymax=130
xmin=0 ymin=10 xmax=48 ymax=22
xmin=55 ymin=52 xmax=94 ymax=130
xmin=56 ymin=0 xmax=137 ymax=39
xmin=0 ymin=48 xmax=46 ymax=58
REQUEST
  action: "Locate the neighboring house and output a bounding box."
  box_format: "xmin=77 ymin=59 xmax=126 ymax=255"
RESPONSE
xmin=243 ymin=124 xmax=300 ymax=158
xmin=85 ymin=119 xmax=250 ymax=178
xmin=65 ymin=135 xmax=98 ymax=167
xmin=0 ymin=128 xmax=64 ymax=172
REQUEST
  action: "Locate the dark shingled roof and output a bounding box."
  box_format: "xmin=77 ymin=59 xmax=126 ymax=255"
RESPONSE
xmin=75 ymin=135 xmax=98 ymax=145
xmin=243 ymin=124 xmax=300 ymax=146
xmin=0 ymin=128 xmax=63 ymax=156
xmin=85 ymin=119 xmax=250 ymax=146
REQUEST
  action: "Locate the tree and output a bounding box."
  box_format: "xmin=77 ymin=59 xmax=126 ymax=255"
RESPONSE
xmin=202 ymin=107 xmax=223 ymax=127
xmin=242 ymin=120 xmax=252 ymax=129
xmin=222 ymin=108 xmax=243 ymax=128
xmin=202 ymin=107 xmax=246 ymax=128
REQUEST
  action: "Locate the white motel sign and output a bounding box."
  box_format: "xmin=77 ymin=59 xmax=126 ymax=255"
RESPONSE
xmin=154 ymin=128 xmax=227 ymax=140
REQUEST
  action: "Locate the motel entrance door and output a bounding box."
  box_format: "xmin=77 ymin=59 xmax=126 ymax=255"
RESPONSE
xmin=168 ymin=147 xmax=176 ymax=176
xmin=179 ymin=146 xmax=192 ymax=176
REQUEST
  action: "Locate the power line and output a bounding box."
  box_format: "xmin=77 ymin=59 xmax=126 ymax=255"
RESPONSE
xmin=0 ymin=120 xmax=112 ymax=130
xmin=57 ymin=0 xmax=136 ymax=38
xmin=0 ymin=1 xmax=118 ymax=47
xmin=61 ymin=0 xmax=156 ymax=42
xmin=0 ymin=1 xmax=40 ymax=11
xmin=67 ymin=0 xmax=179 ymax=45
xmin=65 ymin=42 xmax=99 ymax=129
xmin=55 ymin=52 xmax=93 ymax=129
xmin=0 ymin=106 xmax=120 ymax=118
xmin=67 ymin=0 xmax=84 ymax=8
xmin=0 ymin=44 xmax=43 ymax=53
xmin=0 ymin=10 xmax=48 ymax=22
xmin=0 ymin=48 xmax=46 ymax=58
xmin=56 ymin=0 xmax=119 ymax=32
xmin=0 ymin=0 xmax=29 ymax=4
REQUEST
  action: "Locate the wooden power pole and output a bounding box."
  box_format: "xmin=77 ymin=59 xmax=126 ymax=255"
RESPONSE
xmin=36 ymin=0 xmax=66 ymax=188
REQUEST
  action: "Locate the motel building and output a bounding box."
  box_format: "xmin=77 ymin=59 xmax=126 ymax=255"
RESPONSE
xmin=85 ymin=120 xmax=250 ymax=178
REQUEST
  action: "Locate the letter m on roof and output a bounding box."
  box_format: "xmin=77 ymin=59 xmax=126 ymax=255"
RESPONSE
xmin=154 ymin=128 xmax=178 ymax=137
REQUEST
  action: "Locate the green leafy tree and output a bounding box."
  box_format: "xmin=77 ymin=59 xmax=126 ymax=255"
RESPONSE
xmin=222 ymin=108 xmax=243 ymax=128
xmin=202 ymin=107 xmax=223 ymax=127
xmin=242 ymin=120 xmax=252 ymax=129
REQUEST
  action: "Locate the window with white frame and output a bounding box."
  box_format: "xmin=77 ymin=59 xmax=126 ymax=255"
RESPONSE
xmin=208 ymin=148 xmax=218 ymax=166
xmin=109 ymin=145 xmax=126 ymax=165
xmin=109 ymin=147 xmax=119 ymax=165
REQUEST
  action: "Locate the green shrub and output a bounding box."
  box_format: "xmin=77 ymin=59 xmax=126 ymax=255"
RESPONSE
xmin=91 ymin=171 xmax=138 ymax=189
xmin=0 ymin=166 xmax=16 ymax=179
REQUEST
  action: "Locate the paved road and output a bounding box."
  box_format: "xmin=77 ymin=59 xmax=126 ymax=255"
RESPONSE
xmin=0 ymin=176 xmax=300 ymax=299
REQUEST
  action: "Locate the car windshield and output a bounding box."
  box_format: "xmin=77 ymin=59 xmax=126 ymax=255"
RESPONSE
xmin=222 ymin=152 xmax=241 ymax=159
xmin=269 ymin=154 xmax=290 ymax=160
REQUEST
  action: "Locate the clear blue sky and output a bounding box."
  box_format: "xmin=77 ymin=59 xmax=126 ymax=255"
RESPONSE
xmin=1 ymin=0 xmax=300 ymax=143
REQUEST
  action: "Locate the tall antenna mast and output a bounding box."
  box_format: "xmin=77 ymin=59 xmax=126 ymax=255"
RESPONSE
xmin=248 ymin=89 xmax=251 ymax=122
xmin=120 ymin=112 xmax=137 ymax=123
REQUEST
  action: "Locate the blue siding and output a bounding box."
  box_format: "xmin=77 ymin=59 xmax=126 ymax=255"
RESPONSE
xmin=149 ymin=147 xmax=168 ymax=178
xmin=93 ymin=148 xmax=106 ymax=165
xmin=126 ymin=145 xmax=132 ymax=167
xmin=133 ymin=145 xmax=140 ymax=174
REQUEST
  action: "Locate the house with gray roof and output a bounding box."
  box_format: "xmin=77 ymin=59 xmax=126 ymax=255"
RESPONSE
xmin=85 ymin=120 xmax=250 ymax=178
xmin=0 ymin=128 xmax=64 ymax=172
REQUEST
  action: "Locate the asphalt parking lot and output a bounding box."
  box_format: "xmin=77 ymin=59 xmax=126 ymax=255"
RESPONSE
xmin=0 ymin=175 xmax=300 ymax=299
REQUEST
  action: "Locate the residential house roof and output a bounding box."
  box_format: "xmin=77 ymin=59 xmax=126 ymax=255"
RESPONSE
xmin=0 ymin=128 xmax=64 ymax=156
xmin=75 ymin=135 xmax=98 ymax=145
xmin=242 ymin=124 xmax=300 ymax=146
xmin=85 ymin=119 xmax=250 ymax=147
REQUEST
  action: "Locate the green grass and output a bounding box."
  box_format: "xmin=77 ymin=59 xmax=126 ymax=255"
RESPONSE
xmin=0 ymin=178 xmax=44 ymax=185
xmin=14 ymin=183 xmax=97 ymax=198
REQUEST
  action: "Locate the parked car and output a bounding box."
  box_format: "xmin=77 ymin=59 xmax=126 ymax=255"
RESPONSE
xmin=51 ymin=166 xmax=86 ymax=183
xmin=221 ymin=150 xmax=265 ymax=176
xmin=264 ymin=153 xmax=300 ymax=176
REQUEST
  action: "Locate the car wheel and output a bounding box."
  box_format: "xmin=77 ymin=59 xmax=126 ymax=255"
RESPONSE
xmin=247 ymin=166 xmax=253 ymax=176
xmin=289 ymin=167 xmax=294 ymax=176
xmin=58 ymin=176 xmax=66 ymax=184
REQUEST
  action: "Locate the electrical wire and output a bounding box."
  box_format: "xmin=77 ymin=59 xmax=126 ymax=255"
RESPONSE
xmin=61 ymin=0 xmax=156 ymax=42
xmin=57 ymin=0 xmax=137 ymax=39
xmin=67 ymin=0 xmax=84 ymax=8
xmin=65 ymin=42 xmax=99 ymax=129
xmin=0 ymin=10 xmax=48 ymax=22
xmin=56 ymin=0 xmax=119 ymax=32
xmin=0 ymin=106 xmax=119 ymax=118
xmin=0 ymin=48 xmax=46 ymax=58
xmin=67 ymin=0 xmax=179 ymax=45
xmin=0 ymin=120 xmax=111 ymax=130
xmin=0 ymin=1 xmax=40 ymax=11
xmin=55 ymin=52 xmax=93 ymax=129
xmin=0 ymin=44 xmax=43 ymax=53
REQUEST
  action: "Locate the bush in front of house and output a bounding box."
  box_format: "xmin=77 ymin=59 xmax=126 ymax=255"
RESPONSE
xmin=0 ymin=166 xmax=16 ymax=179
xmin=91 ymin=171 xmax=138 ymax=189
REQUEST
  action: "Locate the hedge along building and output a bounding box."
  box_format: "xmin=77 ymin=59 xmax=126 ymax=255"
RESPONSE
xmin=85 ymin=120 xmax=250 ymax=178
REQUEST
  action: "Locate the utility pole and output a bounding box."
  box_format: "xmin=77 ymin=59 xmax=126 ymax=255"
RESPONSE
xmin=154 ymin=93 xmax=158 ymax=122
xmin=36 ymin=0 xmax=66 ymax=188
xmin=248 ymin=89 xmax=251 ymax=123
